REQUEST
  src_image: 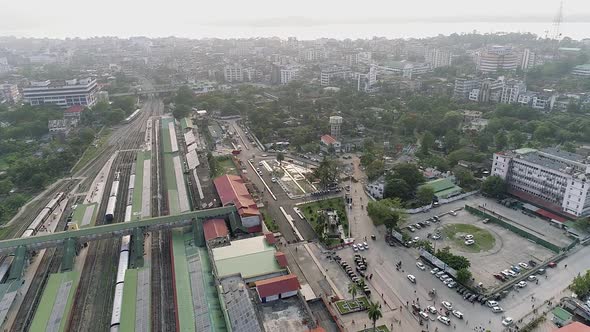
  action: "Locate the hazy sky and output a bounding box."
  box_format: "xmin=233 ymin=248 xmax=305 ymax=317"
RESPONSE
xmin=1 ymin=0 xmax=590 ymax=39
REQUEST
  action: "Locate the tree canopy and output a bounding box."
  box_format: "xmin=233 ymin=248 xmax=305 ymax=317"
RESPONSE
xmin=481 ymin=175 xmax=506 ymax=198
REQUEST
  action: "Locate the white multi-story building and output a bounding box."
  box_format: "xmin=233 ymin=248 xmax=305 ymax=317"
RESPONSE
xmin=477 ymin=45 xmax=518 ymax=73
xmin=453 ymin=77 xmax=480 ymax=100
xmin=572 ymin=64 xmax=590 ymax=77
xmin=0 ymin=58 xmax=9 ymax=73
xmin=425 ymin=48 xmax=452 ymax=69
xmin=279 ymin=67 xmax=298 ymax=85
xmin=0 ymin=84 xmax=21 ymax=104
xmin=519 ymin=48 xmax=537 ymax=71
xmin=23 ymin=78 xmax=98 ymax=108
xmin=492 ymin=148 xmax=590 ymax=217
xmin=500 ymin=80 xmax=526 ymax=104
xmin=223 ymin=64 xmax=243 ymax=82
xmin=320 ymin=66 xmax=351 ymax=86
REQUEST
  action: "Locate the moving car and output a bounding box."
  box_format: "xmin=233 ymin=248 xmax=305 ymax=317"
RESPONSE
xmin=517 ymin=281 xmax=528 ymax=288
xmin=528 ymin=275 xmax=538 ymax=282
xmin=441 ymin=301 xmax=453 ymax=310
xmin=407 ymin=274 xmax=416 ymax=283
xmin=548 ymin=262 xmax=557 ymax=268
xmin=452 ymin=310 xmax=464 ymax=319
xmin=537 ymin=268 xmax=546 ymax=275
xmin=416 ymin=262 xmax=426 ymax=270
xmin=437 ymin=316 xmax=451 ymax=325
xmin=271 ymin=177 xmax=277 ymax=183
xmin=449 ymin=210 xmax=457 ymax=216
xmin=492 ymin=306 xmax=504 ymax=313
xmin=502 ymin=317 xmax=514 ymax=326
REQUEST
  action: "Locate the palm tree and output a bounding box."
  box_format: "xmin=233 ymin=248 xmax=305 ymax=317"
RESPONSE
xmin=348 ymin=282 xmax=359 ymax=300
xmin=367 ymin=301 xmax=382 ymax=332
xmin=276 ymin=152 xmax=284 ymax=166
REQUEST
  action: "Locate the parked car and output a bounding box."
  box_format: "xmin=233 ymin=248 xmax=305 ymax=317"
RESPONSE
xmin=464 ymin=239 xmax=475 ymax=245
xmin=416 ymin=262 xmax=426 ymax=270
xmin=441 ymin=301 xmax=453 ymax=310
xmin=519 ymin=262 xmax=530 ymax=269
xmin=463 ymin=292 xmax=472 ymax=299
xmin=414 ymin=224 xmax=422 ymax=229
xmin=435 ymin=271 xmax=445 ymax=278
xmin=447 ymin=282 xmax=457 ymax=288
xmin=494 ymin=274 xmax=506 ymax=281
xmin=439 ymin=274 xmax=449 ymax=281
xmin=363 ymin=242 xmax=369 ymax=250
xmin=407 ymin=274 xmax=416 ymax=283
xmin=408 ymin=226 xmax=416 ymax=232
xmin=528 ymin=275 xmax=538 ymax=282
xmin=443 ymin=278 xmax=453 ymax=285
xmin=487 ymin=300 xmax=499 ymax=308
xmin=537 ymin=268 xmax=546 ymax=275
xmin=465 ymin=234 xmax=474 ymax=240
xmin=432 ymin=234 xmax=441 ymax=240
xmin=437 ymin=316 xmax=451 ymax=325
xmin=452 ymin=310 xmax=464 ymax=319
xmin=430 ymin=268 xmax=440 ymax=274
xmin=449 ymin=210 xmax=457 ymax=216
xmin=469 ymin=294 xmax=478 ymax=302
xmin=528 ymin=260 xmax=538 ymax=267
xmin=548 ymin=262 xmax=557 ymax=268
xmin=510 ymin=265 xmax=521 ymax=273
xmin=419 ymin=311 xmax=429 ymax=320
xmin=427 ymin=306 xmax=437 ymax=314
xmin=517 ymin=281 xmax=527 ymax=288
xmin=500 ymin=270 xmax=511 ymax=278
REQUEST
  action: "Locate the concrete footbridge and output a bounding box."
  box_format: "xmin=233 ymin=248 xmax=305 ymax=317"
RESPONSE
xmin=3 ymin=206 xmax=240 ymax=280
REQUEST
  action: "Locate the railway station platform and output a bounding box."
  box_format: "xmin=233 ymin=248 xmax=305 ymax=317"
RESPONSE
xmin=29 ymin=271 xmax=80 ymax=332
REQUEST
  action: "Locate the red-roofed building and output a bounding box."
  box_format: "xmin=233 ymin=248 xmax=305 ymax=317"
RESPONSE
xmin=554 ymin=322 xmax=590 ymax=332
xmin=213 ymin=174 xmax=262 ymax=233
xmin=255 ymin=274 xmax=300 ymax=302
xmin=203 ymin=219 xmax=230 ymax=248
xmin=274 ymin=252 xmax=288 ymax=268
xmin=320 ymin=134 xmax=341 ymax=153
xmin=264 ymin=232 xmax=276 ymax=245
xmin=64 ymin=105 xmax=83 ymax=120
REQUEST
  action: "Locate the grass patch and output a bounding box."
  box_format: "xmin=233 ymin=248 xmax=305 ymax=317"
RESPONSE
xmin=299 ymin=197 xmax=348 ymax=237
xmin=260 ymin=207 xmax=278 ymax=232
xmin=335 ymin=296 xmax=370 ymax=315
xmin=441 ymin=223 xmax=495 ymax=253
xmin=212 ymin=156 xmax=238 ymax=178
xmin=72 ymin=127 xmax=112 ymax=173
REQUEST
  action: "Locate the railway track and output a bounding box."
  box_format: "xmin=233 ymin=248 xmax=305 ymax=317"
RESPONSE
xmin=68 ymin=100 xmax=156 ymax=331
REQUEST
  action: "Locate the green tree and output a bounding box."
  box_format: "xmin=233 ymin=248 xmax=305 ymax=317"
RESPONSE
xmin=453 ymin=166 xmax=476 ymax=188
xmin=435 ymin=247 xmax=471 ymax=270
xmin=367 ymin=198 xmax=406 ymax=228
xmin=457 ymin=268 xmax=472 ymax=284
xmin=348 ymin=282 xmax=359 ymax=300
xmin=392 ymin=163 xmax=424 ymax=190
xmin=312 ymin=158 xmax=339 ymax=189
xmin=508 ymin=130 xmax=526 ymax=148
xmin=78 ymin=127 xmax=96 ymax=146
xmin=367 ymin=301 xmax=383 ymax=332
xmin=276 ymin=152 xmax=284 ymax=166
xmin=420 ymin=131 xmax=435 ymax=155
xmin=172 ymin=104 xmax=191 ymax=119
xmin=111 ymin=96 xmax=136 ymax=115
xmin=495 ymin=132 xmax=508 ymax=150
xmin=571 ymin=271 xmax=590 ymax=297
xmin=444 ymin=130 xmax=461 ymax=152
xmin=175 ymin=85 xmax=196 ymax=106
xmin=481 ymin=175 xmax=506 ymax=198
xmin=365 ymin=159 xmax=385 ymax=181
xmin=416 ymin=185 xmax=435 ymax=206
xmin=383 ymin=178 xmax=412 ymax=201
xmin=414 ymin=240 xmax=434 ymax=253
xmin=30 ymin=173 xmax=49 ymax=188
xmin=0 ymin=179 xmax=13 ymax=195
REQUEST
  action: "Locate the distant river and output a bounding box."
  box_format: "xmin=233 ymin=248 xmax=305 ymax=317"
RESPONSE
xmin=4 ymin=21 xmax=590 ymax=40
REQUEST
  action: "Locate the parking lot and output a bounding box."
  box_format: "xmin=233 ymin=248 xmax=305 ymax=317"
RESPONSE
xmin=404 ymin=200 xmax=557 ymax=288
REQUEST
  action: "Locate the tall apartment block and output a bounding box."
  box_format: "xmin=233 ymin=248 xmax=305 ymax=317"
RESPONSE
xmin=23 ymin=78 xmax=98 ymax=108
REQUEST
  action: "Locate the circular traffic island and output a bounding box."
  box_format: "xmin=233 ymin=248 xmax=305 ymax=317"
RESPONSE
xmin=441 ymin=223 xmax=496 ymax=253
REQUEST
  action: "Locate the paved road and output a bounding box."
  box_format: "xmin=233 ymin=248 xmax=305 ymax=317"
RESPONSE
xmin=224 ymin=119 xmax=318 ymax=242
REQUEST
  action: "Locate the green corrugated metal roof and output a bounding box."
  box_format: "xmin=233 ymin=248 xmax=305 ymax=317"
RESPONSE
xmin=30 ymin=271 xmax=80 ymax=332
xmin=172 ymin=230 xmax=196 ymax=331
xmin=119 ymin=269 xmax=138 ymax=332
xmin=422 ymin=178 xmax=456 ymax=193
xmin=435 ymin=187 xmax=463 ymax=199
xmin=553 ymin=307 xmax=572 ymax=321
xmin=514 ymin=148 xmax=537 ymax=154
xmin=71 ymin=203 xmax=98 ymax=228
xmin=212 ymin=236 xmax=283 ymax=279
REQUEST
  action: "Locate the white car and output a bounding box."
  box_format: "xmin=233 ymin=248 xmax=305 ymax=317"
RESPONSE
xmin=432 ymin=234 xmax=441 ymax=240
xmin=439 ymin=274 xmax=448 ymax=281
xmin=517 ymin=281 xmax=528 ymax=288
xmin=486 ymin=300 xmax=499 ymax=308
xmin=502 ymin=317 xmax=514 ymax=326
xmin=427 ymin=306 xmax=437 ymax=314
xmin=437 ymin=315 xmax=451 ymax=325
xmin=430 ymin=268 xmax=440 ymax=274
xmin=441 ymin=301 xmax=453 ymax=310
xmin=449 ymin=210 xmax=457 ymax=216
xmin=407 ymin=274 xmax=416 ymax=283
xmin=416 ymin=262 xmax=426 ymax=270
xmin=352 ymin=244 xmax=359 ymax=252
xmin=363 ymin=242 xmax=369 ymax=250
xmin=506 ymin=270 xmax=518 ymax=277
xmin=519 ymin=262 xmax=530 ymax=269
xmin=465 ymin=234 xmax=474 ymax=240
xmin=452 ymin=310 xmax=464 ymax=319
xmin=528 ymin=275 xmax=538 ymax=282
xmin=443 ymin=278 xmax=453 ymax=285
xmin=447 ymin=281 xmax=457 ymax=288
xmin=258 ymin=161 xmax=263 ymax=166
xmin=464 ymin=239 xmax=475 ymax=245
xmin=358 ymin=245 xmax=365 ymax=251
xmin=271 ymin=177 xmax=277 ymax=183
xmin=492 ymin=306 xmax=504 ymax=313
xmin=413 ymin=237 xmax=420 ymax=241
xmin=409 ymin=226 xmax=416 ymax=232
xmin=419 ymin=311 xmax=429 ymax=320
